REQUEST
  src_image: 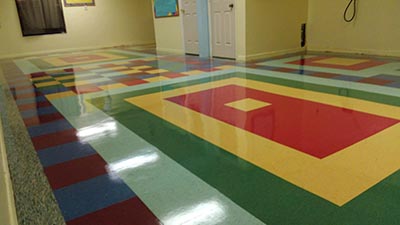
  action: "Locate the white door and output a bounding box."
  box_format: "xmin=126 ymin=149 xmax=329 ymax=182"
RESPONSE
xmin=182 ymin=0 xmax=199 ymax=55
xmin=211 ymin=0 xmax=236 ymax=59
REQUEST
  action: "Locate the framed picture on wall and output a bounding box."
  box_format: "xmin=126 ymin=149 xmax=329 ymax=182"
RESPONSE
xmin=64 ymin=0 xmax=95 ymax=7
xmin=154 ymin=0 xmax=179 ymax=18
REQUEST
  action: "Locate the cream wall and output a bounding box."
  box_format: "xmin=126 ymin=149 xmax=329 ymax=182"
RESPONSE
xmin=235 ymin=0 xmax=247 ymax=61
xmin=152 ymin=16 xmax=184 ymax=54
xmin=0 ymin=0 xmax=155 ymax=59
xmin=245 ymin=0 xmax=308 ymax=61
xmin=308 ymin=0 xmax=400 ymax=56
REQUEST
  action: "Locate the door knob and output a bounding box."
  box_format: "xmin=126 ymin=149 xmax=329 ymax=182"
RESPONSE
xmin=229 ymin=4 xmax=234 ymax=9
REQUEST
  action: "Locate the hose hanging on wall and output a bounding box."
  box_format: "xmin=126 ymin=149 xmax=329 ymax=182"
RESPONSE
xmin=344 ymin=0 xmax=357 ymax=22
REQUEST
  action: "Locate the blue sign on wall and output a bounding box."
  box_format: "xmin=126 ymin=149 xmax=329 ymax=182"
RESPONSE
xmin=154 ymin=0 xmax=180 ymax=18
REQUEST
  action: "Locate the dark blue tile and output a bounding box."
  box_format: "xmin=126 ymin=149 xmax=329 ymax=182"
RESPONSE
xmin=38 ymin=141 xmax=97 ymax=167
xmin=38 ymin=86 xmax=71 ymax=94
xmin=372 ymin=74 xmax=400 ymax=82
xmin=54 ymin=174 xmax=135 ymax=221
xmin=20 ymin=106 xmax=58 ymax=118
xmin=386 ymin=81 xmax=400 ymax=88
xmin=28 ymin=119 xmax=73 ymax=137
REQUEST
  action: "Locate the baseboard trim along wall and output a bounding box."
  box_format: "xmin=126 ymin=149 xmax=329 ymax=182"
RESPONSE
xmin=245 ymin=47 xmax=306 ymax=62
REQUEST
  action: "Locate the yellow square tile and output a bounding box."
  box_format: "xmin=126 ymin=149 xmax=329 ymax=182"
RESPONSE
xmin=131 ymin=66 xmax=152 ymax=70
xmin=119 ymin=70 xmax=142 ymax=75
xmin=145 ymin=69 xmax=169 ymax=74
xmin=99 ymin=83 xmax=127 ymax=90
xmin=214 ymin=65 xmax=236 ymax=70
xmin=225 ymin=98 xmax=271 ymax=112
xmin=314 ymin=57 xmax=369 ymax=66
xmin=81 ymin=65 xmax=100 ymax=70
xmin=35 ymin=81 xmax=60 ymax=88
xmin=45 ymin=91 xmax=76 ymax=100
xmin=144 ymin=76 xmax=170 ymax=83
xmin=63 ymin=80 xmax=89 ymax=87
xmin=54 ymin=75 xmax=76 ymax=81
xmin=182 ymin=70 xmax=205 ymax=75
xmin=107 ymin=66 xmax=129 ymax=71
xmin=142 ymin=58 xmax=157 ymax=61
xmin=31 ymin=76 xmax=53 ymax=82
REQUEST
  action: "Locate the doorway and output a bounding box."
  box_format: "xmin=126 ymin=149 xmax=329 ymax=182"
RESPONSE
xmin=181 ymin=0 xmax=199 ymax=55
xmin=210 ymin=0 xmax=236 ymax=59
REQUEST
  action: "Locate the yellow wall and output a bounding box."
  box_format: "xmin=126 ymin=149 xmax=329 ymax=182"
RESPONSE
xmin=152 ymin=16 xmax=184 ymax=54
xmin=0 ymin=0 xmax=155 ymax=59
xmin=235 ymin=0 xmax=247 ymax=61
xmin=245 ymin=0 xmax=308 ymax=61
xmin=308 ymin=0 xmax=400 ymax=56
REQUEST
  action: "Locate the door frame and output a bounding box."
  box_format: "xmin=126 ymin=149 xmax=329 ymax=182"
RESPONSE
xmin=179 ymin=0 xmax=244 ymax=60
xmin=208 ymin=0 xmax=237 ymax=59
xmin=180 ymin=0 xmax=200 ymax=55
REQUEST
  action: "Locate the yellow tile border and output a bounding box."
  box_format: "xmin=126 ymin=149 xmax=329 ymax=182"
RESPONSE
xmin=182 ymin=70 xmax=205 ymax=75
xmin=125 ymin=77 xmax=400 ymax=206
xmin=63 ymin=80 xmax=89 ymax=87
xmin=144 ymin=76 xmax=170 ymax=83
xmin=35 ymin=81 xmax=60 ymax=88
xmin=31 ymin=76 xmax=53 ymax=82
xmin=145 ymin=69 xmax=169 ymax=74
xmin=99 ymin=83 xmax=127 ymax=91
xmin=54 ymin=75 xmax=76 ymax=81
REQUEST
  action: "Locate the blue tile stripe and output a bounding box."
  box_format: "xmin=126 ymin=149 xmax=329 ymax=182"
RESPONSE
xmin=38 ymin=141 xmax=97 ymax=167
xmin=28 ymin=119 xmax=74 ymax=137
xmin=54 ymin=174 xmax=136 ymax=221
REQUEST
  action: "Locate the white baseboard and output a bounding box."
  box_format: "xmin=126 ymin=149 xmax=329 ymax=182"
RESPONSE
xmin=307 ymin=47 xmax=400 ymax=58
xmin=245 ymin=47 xmax=306 ymax=61
xmin=0 ymin=41 xmax=156 ymax=60
xmin=0 ymin=116 xmax=18 ymax=225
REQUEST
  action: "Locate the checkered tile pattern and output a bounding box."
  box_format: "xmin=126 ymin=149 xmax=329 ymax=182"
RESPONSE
xmin=27 ymin=58 xmax=234 ymax=96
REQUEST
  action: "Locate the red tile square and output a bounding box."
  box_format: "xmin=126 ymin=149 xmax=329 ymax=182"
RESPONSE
xmin=31 ymin=128 xmax=79 ymax=150
xmin=120 ymin=79 xmax=148 ymax=86
xmin=45 ymin=154 xmax=107 ymax=189
xmin=358 ymin=77 xmax=393 ymax=85
xmin=167 ymin=85 xmax=399 ymax=158
xmin=67 ymin=197 xmax=161 ymax=225
xmin=163 ymin=73 xmax=187 ymax=79
xmin=24 ymin=112 xmax=64 ymax=127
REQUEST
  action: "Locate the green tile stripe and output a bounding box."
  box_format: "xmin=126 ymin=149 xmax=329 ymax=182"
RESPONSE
xmin=50 ymin=96 xmax=264 ymax=225
xmin=89 ymin=72 xmax=400 ymax=225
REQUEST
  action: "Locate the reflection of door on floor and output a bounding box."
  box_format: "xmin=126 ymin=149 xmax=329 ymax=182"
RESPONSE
xmin=211 ymin=0 xmax=236 ymax=59
xmin=182 ymin=0 xmax=199 ymax=55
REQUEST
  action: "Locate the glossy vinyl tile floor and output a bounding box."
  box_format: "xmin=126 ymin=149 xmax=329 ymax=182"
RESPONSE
xmin=2 ymin=47 xmax=400 ymax=225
